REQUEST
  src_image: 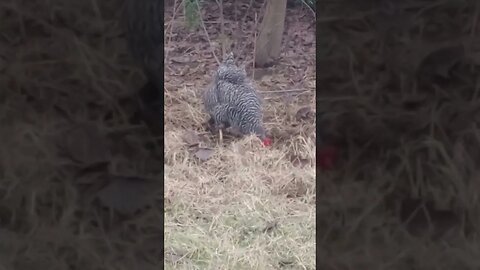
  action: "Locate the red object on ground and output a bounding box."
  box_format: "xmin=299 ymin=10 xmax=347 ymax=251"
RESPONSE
xmin=262 ymin=137 xmax=272 ymax=147
xmin=318 ymin=145 xmax=338 ymax=170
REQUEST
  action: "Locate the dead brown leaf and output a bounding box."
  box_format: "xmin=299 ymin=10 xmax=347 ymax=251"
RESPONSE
xmin=295 ymin=106 xmax=313 ymax=121
xmin=182 ymin=130 xmax=201 ymax=146
xmin=417 ymin=44 xmax=465 ymax=78
xmin=385 ymin=41 xmax=464 ymax=78
xmin=97 ymin=176 xmax=158 ymax=215
xmin=170 ymin=56 xmax=191 ymax=64
xmin=165 ymin=249 xmax=188 ymax=264
xmin=75 ymin=162 xmax=110 ymax=184
xmin=194 ymin=148 xmax=215 ymax=161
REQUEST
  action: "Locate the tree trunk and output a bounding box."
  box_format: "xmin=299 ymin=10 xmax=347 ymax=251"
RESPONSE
xmin=254 ymin=0 xmax=287 ymax=67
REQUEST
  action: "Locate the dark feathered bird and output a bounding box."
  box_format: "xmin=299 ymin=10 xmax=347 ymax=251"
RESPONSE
xmin=203 ymin=53 xmax=271 ymax=145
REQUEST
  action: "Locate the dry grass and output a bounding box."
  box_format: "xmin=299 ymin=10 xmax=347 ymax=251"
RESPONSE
xmin=317 ymin=0 xmax=480 ymax=269
xmin=0 ymin=0 xmax=163 ymax=269
xmin=164 ymin=88 xmax=316 ymax=269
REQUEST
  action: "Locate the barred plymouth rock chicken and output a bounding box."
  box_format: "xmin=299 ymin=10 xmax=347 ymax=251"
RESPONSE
xmin=203 ymin=53 xmax=272 ymax=146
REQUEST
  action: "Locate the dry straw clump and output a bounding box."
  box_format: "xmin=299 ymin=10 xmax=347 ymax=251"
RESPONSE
xmin=164 ymin=78 xmax=317 ymax=269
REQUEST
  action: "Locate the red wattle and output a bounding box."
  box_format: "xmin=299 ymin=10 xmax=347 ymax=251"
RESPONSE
xmin=262 ymin=137 xmax=272 ymax=147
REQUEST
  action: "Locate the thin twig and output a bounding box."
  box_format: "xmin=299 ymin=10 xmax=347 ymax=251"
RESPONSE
xmin=299 ymin=0 xmax=316 ymax=18
xmin=235 ymin=0 xmax=264 ymax=63
xmin=165 ymin=0 xmax=182 ymax=61
xmin=215 ymin=0 xmax=226 ymax=57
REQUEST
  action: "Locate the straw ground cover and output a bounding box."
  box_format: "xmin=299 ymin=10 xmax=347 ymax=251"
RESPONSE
xmin=317 ymin=1 xmax=480 ymax=269
xmin=1 ymin=0 xmax=163 ymax=269
xmin=164 ymin=1 xmax=316 ymax=269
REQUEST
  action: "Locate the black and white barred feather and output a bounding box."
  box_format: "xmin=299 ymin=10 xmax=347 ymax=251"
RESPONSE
xmin=203 ymin=53 xmax=267 ymax=140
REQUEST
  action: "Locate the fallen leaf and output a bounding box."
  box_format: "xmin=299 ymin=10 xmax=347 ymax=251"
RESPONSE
xmin=97 ymin=176 xmax=158 ymax=215
xmin=417 ymin=44 xmax=465 ymax=78
xmin=182 ymin=130 xmax=200 ymax=146
xmin=194 ymin=148 xmax=214 ymax=161
xmin=295 ymin=106 xmax=313 ymax=121
xmin=279 ymin=259 xmax=295 ymax=267
xmin=170 ymin=56 xmax=191 ymax=63
xmin=164 ymin=252 xmax=183 ymax=264
xmin=165 ymin=249 xmax=188 ymax=264
xmin=75 ymin=162 xmax=110 ymax=184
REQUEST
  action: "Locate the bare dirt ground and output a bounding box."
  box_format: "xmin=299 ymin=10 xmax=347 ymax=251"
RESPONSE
xmin=164 ymin=1 xmax=316 ymax=269
xmin=318 ymin=1 xmax=480 ymax=269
